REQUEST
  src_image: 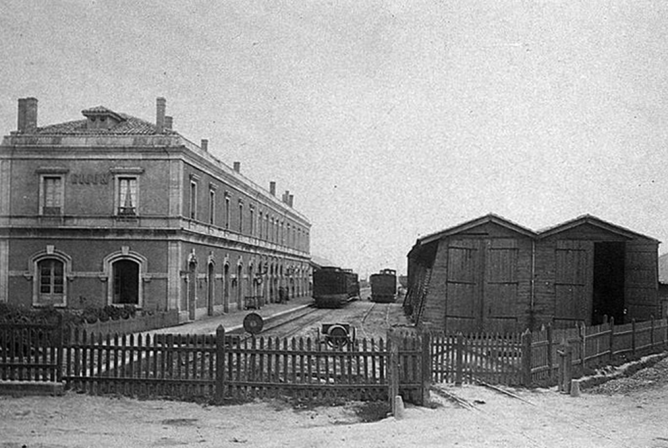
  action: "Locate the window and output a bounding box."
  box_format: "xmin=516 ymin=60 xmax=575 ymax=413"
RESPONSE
xmin=238 ymin=200 xmax=244 ymax=233
xmin=225 ymin=194 xmax=230 ymax=229
xmin=259 ymin=211 xmax=263 ymax=239
xmin=250 ymin=206 xmax=255 ymax=235
xmin=209 ymin=189 xmax=216 ymax=225
xmin=117 ymin=177 xmax=138 ymax=215
xmin=190 ymin=181 xmax=198 ymax=220
xmin=37 ymin=258 xmax=65 ymax=305
xmin=41 ymin=175 xmax=63 ymax=215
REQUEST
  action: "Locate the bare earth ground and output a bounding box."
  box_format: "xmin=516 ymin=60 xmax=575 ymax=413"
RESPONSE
xmin=2 ymin=356 xmax=668 ymax=448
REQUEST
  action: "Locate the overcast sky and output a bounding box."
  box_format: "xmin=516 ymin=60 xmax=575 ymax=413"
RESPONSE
xmin=2 ymin=1 xmax=668 ymax=278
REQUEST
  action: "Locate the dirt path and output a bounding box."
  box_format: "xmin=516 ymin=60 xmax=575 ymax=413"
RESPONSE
xmin=2 ymin=377 xmax=667 ymax=448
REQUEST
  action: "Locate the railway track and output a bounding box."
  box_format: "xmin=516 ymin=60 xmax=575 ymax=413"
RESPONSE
xmin=359 ymin=302 xmax=392 ymax=339
xmin=431 ymin=381 xmax=617 ymax=446
xmin=233 ymin=306 xmax=338 ymax=340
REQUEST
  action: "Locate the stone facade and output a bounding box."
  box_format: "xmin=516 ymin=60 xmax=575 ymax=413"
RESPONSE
xmin=0 ymin=97 xmax=311 ymax=322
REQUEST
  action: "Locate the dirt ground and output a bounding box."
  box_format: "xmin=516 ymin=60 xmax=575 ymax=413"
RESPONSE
xmin=2 ymin=356 xmax=668 ymax=448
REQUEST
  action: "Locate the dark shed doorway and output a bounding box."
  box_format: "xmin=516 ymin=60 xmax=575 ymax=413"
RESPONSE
xmin=592 ymin=242 xmax=625 ymax=325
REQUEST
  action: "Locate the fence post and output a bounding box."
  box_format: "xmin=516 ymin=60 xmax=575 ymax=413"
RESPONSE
xmin=650 ymin=315 xmax=655 ymax=350
xmin=578 ymin=322 xmax=586 ymax=374
xmin=547 ymin=324 xmax=554 ymax=382
xmin=215 ymin=325 xmax=226 ymax=403
xmin=521 ymin=330 xmax=532 ymax=387
xmin=631 ymin=319 xmax=636 ymax=356
xmin=419 ymin=328 xmax=432 ymax=406
xmin=389 ymin=336 xmax=400 ymax=415
xmin=455 ymin=333 xmax=463 ymax=386
xmin=55 ymin=313 xmax=64 ymax=383
xmin=557 ymin=340 xmax=572 ymax=394
xmin=609 ymin=317 xmax=615 ymax=362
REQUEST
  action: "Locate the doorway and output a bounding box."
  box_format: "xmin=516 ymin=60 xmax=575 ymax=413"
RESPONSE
xmin=207 ymin=263 xmax=214 ymax=316
xmin=592 ymin=242 xmax=625 ymax=325
xmin=112 ymin=260 xmax=139 ymax=305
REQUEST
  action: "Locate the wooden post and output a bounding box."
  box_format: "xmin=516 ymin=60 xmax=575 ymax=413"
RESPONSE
xmin=215 ymin=325 xmax=226 ymax=403
xmin=419 ymin=328 xmax=432 ymax=406
xmin=609 ymin=317 xmax=615 ymax=362
xmin=631 ymin=319 xmax=636 ymax=356
xmin=579 ymin=322 xmax=586 ymax=375
xmin=557 ymin=340 xmax=572 ymax=394
xmin=547 ymin=324 xmax=554 ymax=382
xmin=650 ymin=315 xmax=655 ymax=350
xmin=55 ymin=314 xmax=64 ymax=383
xmin=389 ymin=337 xmax=399 ymax=415
xmin=455 ymin=333 xmax=463 ymax=387
xmin=521 ymin=330 xmax=532 ymax=387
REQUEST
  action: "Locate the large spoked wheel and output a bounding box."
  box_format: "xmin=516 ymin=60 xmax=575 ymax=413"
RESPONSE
xmin=326 ymin=325 xmax=349 ymax=349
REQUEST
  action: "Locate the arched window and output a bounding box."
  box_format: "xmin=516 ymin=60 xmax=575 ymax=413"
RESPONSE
xmin=28 ymin=247 xmax=72 ymax=308
xmin=37 ymin=258 xmax=65 ymax=305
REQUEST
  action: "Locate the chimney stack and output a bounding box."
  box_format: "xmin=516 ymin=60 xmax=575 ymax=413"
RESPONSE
xmin=165 ymin=116 xmax=173 ymax=131
xmin=283 ymin=190 xmax=290 ymax=203
xmin=233 ymin=161 xmax=241 ymax=173
xmin=269 ymin=181 xmax=276 ymax=196
xmin=17 ymin=98 xmax=27 ymax=131
xmin=288 ymin=194 xmax=294 ymax=207
xmin=156 ymin=97 xmax=166 ymax=133
xmin=201 ymin=139 xmax=208 ymax=152
xmin=24 ymin=98 xmax=38 ymax=131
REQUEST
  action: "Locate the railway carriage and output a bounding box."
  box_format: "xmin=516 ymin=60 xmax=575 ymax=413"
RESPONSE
xmin=313 ymin=267 xmax=360 ymax=308
xmin=370 ymin=268 xmax=397 ymax=303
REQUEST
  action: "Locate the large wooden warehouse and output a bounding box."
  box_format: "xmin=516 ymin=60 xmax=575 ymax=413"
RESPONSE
xmin=405 ymin=214 xmax=659 ymax=333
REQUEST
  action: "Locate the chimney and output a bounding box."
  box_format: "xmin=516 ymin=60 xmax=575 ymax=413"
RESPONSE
xmin=269 ymin=181 xmax=276 ymax=196
xmin=17 ymin=98 xmax=27 ymax=131
xmin=165 ymin=116 xmax=173 ymax=131
xmin=156 ymin=97 xmax=166 ymax=133
xmin=288 ymin=194 xmax=294 ymax=207
xmin=233 ymin=161 xmax=241 ymax=173
xmin=201 ymin=139 xmax=208 ymax=152
xmin=24 ymin=97 xmax=38 ymax=131
xmin=283 ymin=190 xmax=290 ymax=203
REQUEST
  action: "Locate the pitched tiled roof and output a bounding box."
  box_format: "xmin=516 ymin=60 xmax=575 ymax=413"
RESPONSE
xmin=33 ymin=112 xmax=176 ymax=136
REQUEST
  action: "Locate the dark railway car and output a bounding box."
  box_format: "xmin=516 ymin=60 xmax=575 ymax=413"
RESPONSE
xmin=370 ymin=268 xmax=397 ymax=303
xmin=313 ymin=267 xmax=360 ymax=308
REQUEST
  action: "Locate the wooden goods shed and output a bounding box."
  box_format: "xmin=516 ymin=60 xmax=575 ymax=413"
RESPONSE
xmin=405 ymin=214 xmax=660 ymax=333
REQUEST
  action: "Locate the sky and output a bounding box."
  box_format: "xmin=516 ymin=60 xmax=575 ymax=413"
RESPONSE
xmin=1 ymin=0 xmax=668 ymax=278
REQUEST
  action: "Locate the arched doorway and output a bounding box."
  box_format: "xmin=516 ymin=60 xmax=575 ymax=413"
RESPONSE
xmin=207 ymin=262 xmax=214 ymax=316
xmin=112 ymin=259 xmax=139 ymax=305
xmin=223 ymin=263 xmax=230 ymax=313
xmin=236 ymin=264 xmax=243 ymax=310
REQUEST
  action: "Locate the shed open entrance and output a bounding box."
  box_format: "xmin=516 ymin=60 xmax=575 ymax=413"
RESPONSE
xmin=592 ymin=242 xmax=625 ymax=325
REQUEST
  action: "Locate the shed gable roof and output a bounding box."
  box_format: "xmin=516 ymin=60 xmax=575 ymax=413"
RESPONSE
xmin=418 ymin=213 xmax=537 ymax=245
xmin=537 ymin=214 xmax=659 ymax=242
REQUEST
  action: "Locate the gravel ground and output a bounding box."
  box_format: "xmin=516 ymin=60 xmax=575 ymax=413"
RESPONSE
xmin=588 ymin=355 xmax=668 ymax=395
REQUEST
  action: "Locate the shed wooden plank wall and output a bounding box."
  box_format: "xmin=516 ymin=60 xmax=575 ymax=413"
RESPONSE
xmin=625 ymin=241 xmax=659 ymax=319
xmin=408 ymin=217 xmax=660 ymax=334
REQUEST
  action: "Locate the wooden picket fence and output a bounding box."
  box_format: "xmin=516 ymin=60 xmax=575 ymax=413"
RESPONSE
xmin=527 ymin=317 xmax=668 ymax=386
xmin=57 ymin=326 xmax=427 ymax=404
xmin=0 ymin=321 xmax=63 ymax=383
xmin=430 ymin=331 xmax=524 ymax=386
xmin=3 ymin=317 xmax=668 ymax=401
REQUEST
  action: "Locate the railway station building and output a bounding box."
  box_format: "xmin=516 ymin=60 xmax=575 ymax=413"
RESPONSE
xmin=405 ymin=214 xmax=660 ymax=333
xmin=0 ymin=97 xmax=311 ymax=322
